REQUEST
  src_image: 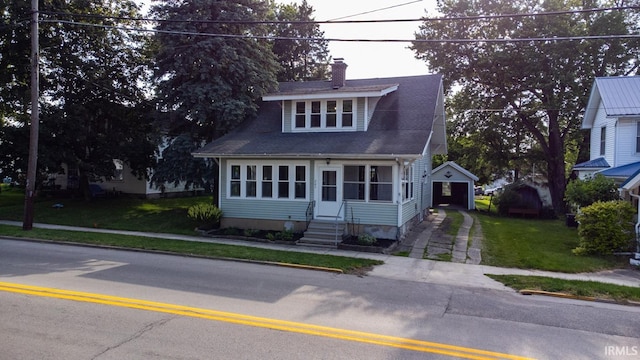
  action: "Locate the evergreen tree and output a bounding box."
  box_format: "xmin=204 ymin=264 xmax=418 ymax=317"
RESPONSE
xmin=271 ymin=0 xmax=330 ymax=81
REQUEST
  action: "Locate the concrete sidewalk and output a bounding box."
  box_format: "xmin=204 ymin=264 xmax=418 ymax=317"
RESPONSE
xmin=1 ymin=220 xmax=639 ymax=290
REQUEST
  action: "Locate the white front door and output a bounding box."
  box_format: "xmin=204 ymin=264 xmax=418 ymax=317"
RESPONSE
xmin=317 ymin=166 xmax=342 ymax=218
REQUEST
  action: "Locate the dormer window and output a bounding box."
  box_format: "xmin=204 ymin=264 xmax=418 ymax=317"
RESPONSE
xmin=293 ymin=99 xmax=355 ymax=131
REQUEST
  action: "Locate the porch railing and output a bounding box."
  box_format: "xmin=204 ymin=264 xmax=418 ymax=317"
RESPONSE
xmin=334 ymin=200 xmax=347 ymax=245
xmin=305 ymin=200 xmax=315 ymax=230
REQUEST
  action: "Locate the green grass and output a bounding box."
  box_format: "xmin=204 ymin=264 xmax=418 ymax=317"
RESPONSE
xmin=445 ymin=210 xmax=464 ymax=236
xmin=474 ymin=196 xmax=498 ymax=214
xmin=487 ymin=274 xmax=640 ymax=302
xmin=0 ymin=191 xmax=206 ymax=235
xmin=0 ymin=189 xmax=383 ymax=273
xmin=0 ymin=225 xmax=382 ymax=273
xmin=477 ymin=213 xmax=624 ymax=272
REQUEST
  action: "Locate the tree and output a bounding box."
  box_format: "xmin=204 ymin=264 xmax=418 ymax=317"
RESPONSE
xmin=151 ymin=0 xmax=280 ymax=142
xmin=150 ymin=0 xmax=280 ymax=193
xmin=270 ymin=0 xmax=330 ymax=81
xmin=0 ymin=0 xmax=156 ymax=197
xmin=412 ymin=0 xmax=640 ymax=215
xmin=564 ymin=174 xmax=620 ymax=210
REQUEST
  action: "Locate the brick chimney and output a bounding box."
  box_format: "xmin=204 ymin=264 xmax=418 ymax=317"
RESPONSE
xmin=331 ymin=58 xmax=347 ymax=89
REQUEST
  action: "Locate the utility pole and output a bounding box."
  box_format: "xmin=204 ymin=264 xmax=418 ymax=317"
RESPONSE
xmin=23 ymin=0 xmax=39 ymax=230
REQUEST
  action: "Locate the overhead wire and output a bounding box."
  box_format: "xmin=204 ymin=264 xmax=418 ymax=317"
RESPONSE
xmin=38 ymin=6 xmax=640 ymax=25
xmin=325 ymin=0 xmax=424 ymax=21
xmin=39 ymin=19 xmax=640 ymax=44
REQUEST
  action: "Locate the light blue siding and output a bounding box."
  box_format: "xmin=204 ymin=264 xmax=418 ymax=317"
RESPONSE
xmin=345 ymin=202 xmax=397 ymax=226
xmin=283 ymin=100 xmax=292 ymax=132
xmin=357 ymin=98 xmax=366 ymax=131
xmin=223 ymin=199 xmax=309 ymax=221
xmin=402 ymin=201 xmax=418 ymax=224
xmin=219 ymin=158 xmax=312 ymax=221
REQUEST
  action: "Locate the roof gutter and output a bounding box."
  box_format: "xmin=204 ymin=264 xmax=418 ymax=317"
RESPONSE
xmin=191 ymin=153 xmax=424 ymax=161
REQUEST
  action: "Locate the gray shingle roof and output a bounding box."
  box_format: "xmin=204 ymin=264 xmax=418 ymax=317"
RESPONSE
xmin=194 ymin=74 xmax=443 ymax=159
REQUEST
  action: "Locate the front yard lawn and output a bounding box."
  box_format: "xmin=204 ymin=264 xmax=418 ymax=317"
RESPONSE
xmin=0 ymin=224 xmax=382 ymax=273
xmin=476 ymin=212 xmax=626 ymax=273
xmin=0 ymin=188 xmax=205 ymax=235
xmin=487 ymin=274 xmax=640 ymax=303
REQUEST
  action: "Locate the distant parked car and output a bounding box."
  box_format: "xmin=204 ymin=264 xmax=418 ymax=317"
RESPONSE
xmin=483 ymin=187 xmax=502 ymax=196
xmin=474 ymin=186 xmax=483 ymax=195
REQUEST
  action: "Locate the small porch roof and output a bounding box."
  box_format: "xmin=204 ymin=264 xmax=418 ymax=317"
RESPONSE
xmin=599 ymin=161 xmax=640 ymax=179
xmin=573 ymin=157 xmax=610 ymax=170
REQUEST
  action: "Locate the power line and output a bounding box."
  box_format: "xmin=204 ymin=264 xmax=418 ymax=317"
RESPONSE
xmin=326 ymin=0 xmax=423 ymax=21
xmin=38 ymin=6 xmax=640 ymax=26
xmin=40 ymin=19 xmax=640 ymax=44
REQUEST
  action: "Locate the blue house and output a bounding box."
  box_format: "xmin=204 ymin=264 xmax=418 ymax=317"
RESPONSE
xmin=193 ymin=60 xmax=447 ymax=246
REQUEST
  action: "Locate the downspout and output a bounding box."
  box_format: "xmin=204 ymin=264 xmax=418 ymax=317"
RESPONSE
xmin=215 ymin=157 xmax=222 ymax=207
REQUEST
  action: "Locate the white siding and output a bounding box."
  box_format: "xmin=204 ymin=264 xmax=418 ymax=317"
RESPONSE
xmin=614 ymin=118 xmax=640 ymax=166
xmin=590 ymin=104 xmax=615 ymax=165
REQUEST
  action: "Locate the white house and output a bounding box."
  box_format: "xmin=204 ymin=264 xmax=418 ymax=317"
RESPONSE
xmin=574 ymin=76 xmax=640 ymax=264
xmin=575 ymin=76 xmax=640 ymax=192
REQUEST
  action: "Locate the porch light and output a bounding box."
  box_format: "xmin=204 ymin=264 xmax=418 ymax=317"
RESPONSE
xmin=326 ymin=158 xmax=331 ymax=165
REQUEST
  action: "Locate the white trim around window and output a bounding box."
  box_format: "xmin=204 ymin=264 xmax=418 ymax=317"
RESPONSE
xmin=292 ymin=99 xmax=356 ymax=131
xmin=342 ymin=163 xmax=395 ymax=203
xmin=227 ymin=161 xmax=309 ymax=201
xmin=401 ymin=164 xmax=415 ymax=203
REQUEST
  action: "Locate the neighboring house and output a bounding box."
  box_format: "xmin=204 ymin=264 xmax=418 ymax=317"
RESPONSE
xmin=49 ymin=137 xmax=201 ymax=198
xmin=431 ymin=161 xmax=478 ymax=210
xmin=574 ymin=76 xmax=640 ymax=197
xmin=193 ymin=59 xmax=447 ymax=246
xmin=574 ymin=76 xmax=640 ymax=265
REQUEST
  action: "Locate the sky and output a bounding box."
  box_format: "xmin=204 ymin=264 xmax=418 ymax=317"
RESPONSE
xmin=300 ymin=0 xmax=439 ymax=79
xmin=141 ymin=0 xmax=439 ymax=79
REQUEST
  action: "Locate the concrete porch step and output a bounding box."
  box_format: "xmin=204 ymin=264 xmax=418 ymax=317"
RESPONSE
xmin=298 ymin=220 xmax=346 ymax=248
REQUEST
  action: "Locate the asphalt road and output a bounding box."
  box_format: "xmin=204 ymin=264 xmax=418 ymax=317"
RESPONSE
xmin=1 ymin=238 xmax=639 ymax=359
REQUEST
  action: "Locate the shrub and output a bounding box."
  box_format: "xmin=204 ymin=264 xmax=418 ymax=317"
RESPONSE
xmin=357 ymin=233 xmax=377 ymax=246
xmin=492 ymin=186 xmax=523 ymax=216
xmin=266 ymin=229 xmax=294 ymax=242
xmin=223 ymin=227 xmax=241 ymax=236
xmin=187 ymin=203 xmax=222 ymax=229
xmin=565 ymin=174 xmax=619 ymax=211
xmin=243 ymin=229 xmax=259 ymax=237
xmin=574 ymin=200 xmax=635 ymax=255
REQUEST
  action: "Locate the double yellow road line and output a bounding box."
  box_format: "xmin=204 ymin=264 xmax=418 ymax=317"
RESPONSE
xmin=0 ymin=281 xmax=533 ymax=360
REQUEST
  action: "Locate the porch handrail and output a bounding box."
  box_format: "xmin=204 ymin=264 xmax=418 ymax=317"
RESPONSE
xmin=305 ymin=200 xmax=315 ymax=230
xmin=334 ymin=200 xmax=347 ymax=245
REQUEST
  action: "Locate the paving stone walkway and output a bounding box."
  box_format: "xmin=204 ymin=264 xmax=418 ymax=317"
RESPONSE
xmin=405 ymin=207 xmax=482 ymax=263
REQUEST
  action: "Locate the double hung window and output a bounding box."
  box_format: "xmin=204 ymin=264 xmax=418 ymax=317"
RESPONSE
xmin=402 ymin=165 xmax=414 ymax=202
xmin=600 ymin=127 xmax=606 ymax=156
xmin=636 ymin=122 xmax=640 ymax=153
xmin=343 ymin=165 xmax=393 ymax=202
xmin=293 ymin=99 xmax=355 ymax=130
xmin=229 ymin=162 xmax=307 ymax=200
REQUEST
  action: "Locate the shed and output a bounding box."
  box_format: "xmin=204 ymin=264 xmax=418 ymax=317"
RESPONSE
xmin=431 ymin=161 xmax=479 ymax=210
